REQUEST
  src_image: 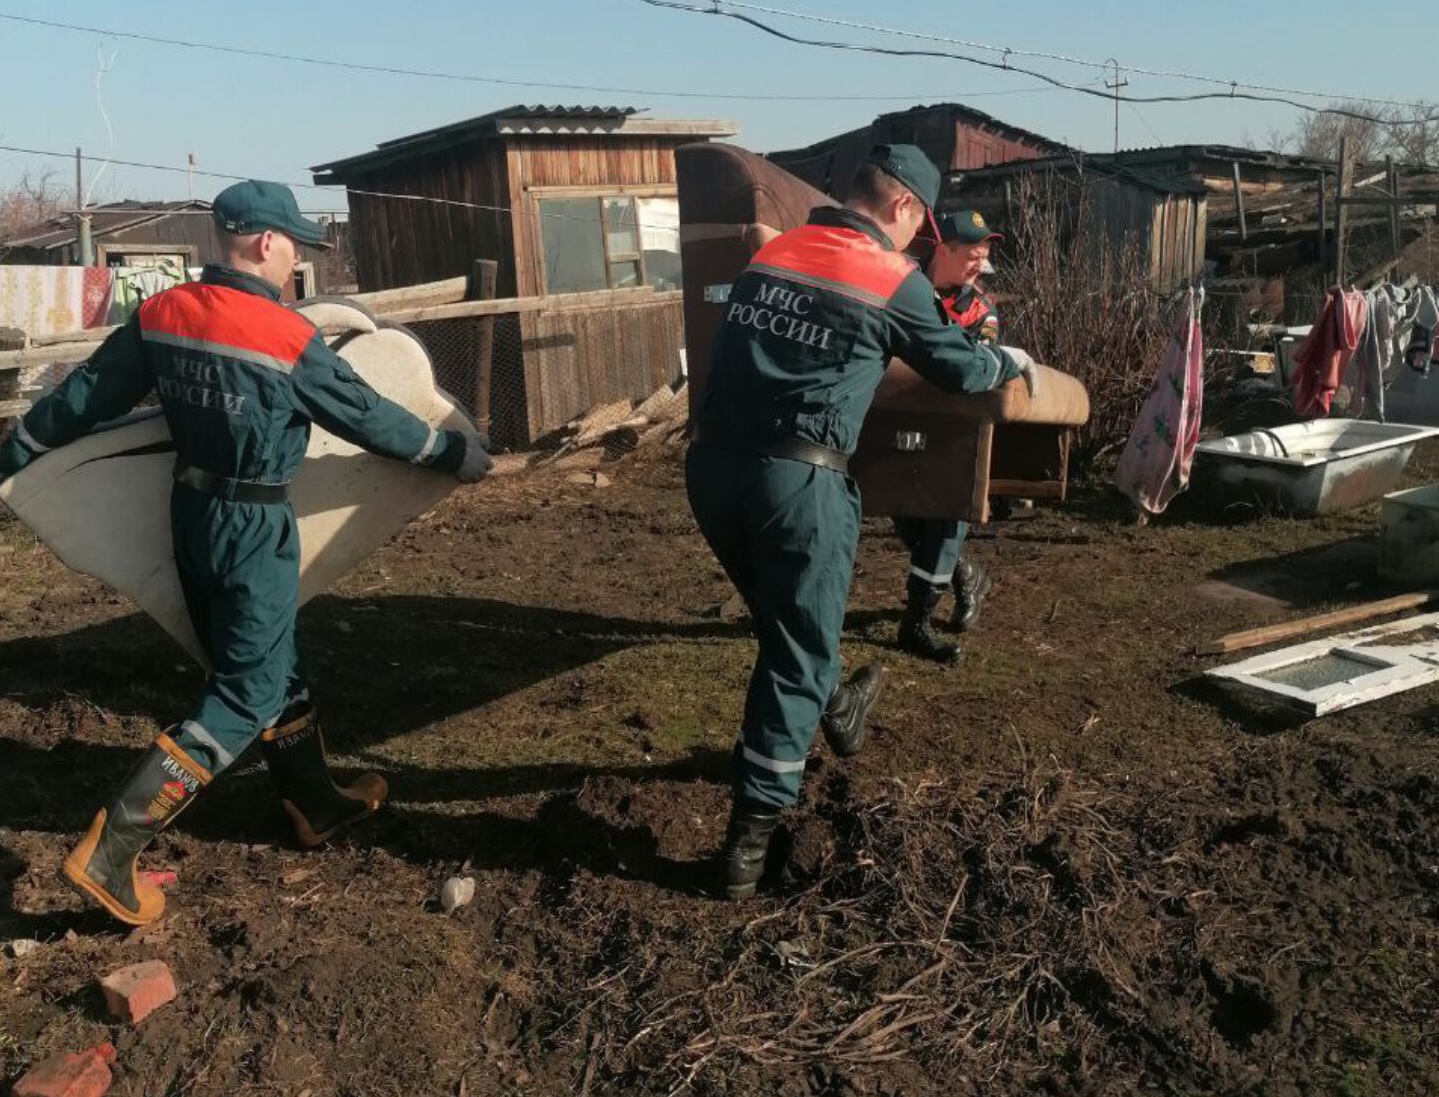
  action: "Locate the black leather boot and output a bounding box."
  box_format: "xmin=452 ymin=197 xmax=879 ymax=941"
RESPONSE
xmin=721 ymin=799 xmax=782 ymax=900
xmin=62 ymin=731 xmax=211 ymax=926
xmin=898 ymin=576 xmax=960 ymax=663
xmin=821 ymin=662 xmax=884 ymax=757
xmin=949 ymin=557 xmax=992 ymax=633
xmin=260 ymin=703 xmax=388 ymax=848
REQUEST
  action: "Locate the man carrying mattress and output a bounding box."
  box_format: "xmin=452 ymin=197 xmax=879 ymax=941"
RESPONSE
xmin=0 ymin=180 xmax=491 ymax=926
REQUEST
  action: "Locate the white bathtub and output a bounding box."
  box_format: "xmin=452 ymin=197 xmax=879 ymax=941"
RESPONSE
xmin=1193 ymin=419 xmax=1439 ymax=516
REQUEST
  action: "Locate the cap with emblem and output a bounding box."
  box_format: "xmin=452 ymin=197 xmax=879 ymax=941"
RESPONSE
xmin=938 ymin=209 xmax=1003 ymax=245
xmin=212 ymin=180 xmax=333 ymax=250
xmin=862 ymin=144 xmax=942 ymax=210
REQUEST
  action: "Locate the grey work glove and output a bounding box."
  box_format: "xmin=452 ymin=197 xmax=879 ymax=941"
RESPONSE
xmin=1001 ymin=346 xmax=1040 ymax=398
xmin=456 ymin=430 xmax=493 ymax=483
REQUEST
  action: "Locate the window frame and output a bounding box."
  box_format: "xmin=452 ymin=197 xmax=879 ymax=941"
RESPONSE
xmin=529 ymin=184 xmax=677 ymax=296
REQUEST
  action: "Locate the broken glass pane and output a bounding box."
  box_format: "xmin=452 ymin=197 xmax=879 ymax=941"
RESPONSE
xmin=1255 ymin=652 xmax=1384 ymax=690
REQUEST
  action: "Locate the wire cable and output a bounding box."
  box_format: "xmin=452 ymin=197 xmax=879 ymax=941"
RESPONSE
xmin=0 ymin=11 xmax=1052 ymax=104
xmin=711 ymin=0 xmax=1439 ymax=113
xmin=639 ymin=0 xmax=1439 ymax=126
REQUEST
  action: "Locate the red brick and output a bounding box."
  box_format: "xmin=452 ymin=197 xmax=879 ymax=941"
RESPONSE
xmin=11 ymin=1042 xmax=114 ymax=1097
xmin=99 ymin=960 xmax=177 ymax=1025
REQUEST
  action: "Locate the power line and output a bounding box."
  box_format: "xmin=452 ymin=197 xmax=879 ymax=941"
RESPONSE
xmin=0 ymin=10 xmax=1054 ymax=104
xmin=641 ymin=1 xmax=1439 ymax=126
xmin=712 ymin=0 xmax=1439 ymax=113
xmin=0 ymin=144 xmax=683 ymax=236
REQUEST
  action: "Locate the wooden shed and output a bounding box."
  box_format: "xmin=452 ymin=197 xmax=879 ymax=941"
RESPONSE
xmin=1 ymin=201 xmax=224 ymax=269
xmin=949 ymin=155 xmax=1208 ymax=290
xmin=767 ymin=102 xmax=1069 ymax=199
xmin=309 ymin=104 xmax=737 ymax=296
xmin=0 ymin=199 xmax=337 ymax=299
xmin=311 ymin=106 xmax=736 ymax=450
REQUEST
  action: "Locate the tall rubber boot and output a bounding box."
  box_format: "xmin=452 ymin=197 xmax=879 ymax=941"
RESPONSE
xmin=897 ymin=576 xmax=961 ymax=663
xmin=721 ymin=798 xmax=781 ymax=900
xmin=949 ymin=557 xmax=992 ymax=633
xmin=260 ymin=703 xmax=388 ymax=848
xmin=62 ymin=732 xmax=211 ymax=926
xmin=821 ymin=662 xmax=885 ymax=758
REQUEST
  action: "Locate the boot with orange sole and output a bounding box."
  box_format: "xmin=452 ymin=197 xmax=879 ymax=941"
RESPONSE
xmin=62 ymin=732 xmax=210 ymax=926
xmin=260 ymin=704 xmax=387 ymax=848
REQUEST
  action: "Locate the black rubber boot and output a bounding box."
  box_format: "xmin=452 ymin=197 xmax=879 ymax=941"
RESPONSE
xmin=721 ymin=799 xmax=782 ymax=900
xmin=821 ymin=662 xmax=885 ymax=758
xmin=261 ymin=703 xmax=388 ymax=848
xmin=949 ymin=557 xmax=992 ymax=633
xmin=898 ymin=577 xmax=961 ymax=663
xmin=62 ymin=731 xmax=211 ymax=926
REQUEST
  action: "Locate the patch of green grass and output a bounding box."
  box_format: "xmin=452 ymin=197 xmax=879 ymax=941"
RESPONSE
xmin=1326 ymin=1062 xmax=1375 ymax=1097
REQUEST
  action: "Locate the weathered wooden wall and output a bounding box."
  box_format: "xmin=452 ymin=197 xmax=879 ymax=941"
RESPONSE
xmin=344 ymin=135 xmax=692 ymax=297
xmin=345 ymin=141 xmax=516 ymax=294
xmin=513 ymin=289 xmax=683 ymax=443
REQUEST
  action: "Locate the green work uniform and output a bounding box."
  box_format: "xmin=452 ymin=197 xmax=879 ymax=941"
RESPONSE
xmin=892 ymin=284 xmax=1001 ymax=585
xmin=0 ymin=265 xmax=466 ymax=774
xmin=688 ymin=207 xmax=1020 ymax=808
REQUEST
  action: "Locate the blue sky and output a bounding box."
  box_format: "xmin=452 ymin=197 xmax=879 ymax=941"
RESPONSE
xmin=1 ymin=0 xmax=1434 ymax=212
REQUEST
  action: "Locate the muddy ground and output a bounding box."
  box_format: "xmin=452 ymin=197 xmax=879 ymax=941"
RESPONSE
xmin=3 ymin=441 xmax=1439 ymax=1097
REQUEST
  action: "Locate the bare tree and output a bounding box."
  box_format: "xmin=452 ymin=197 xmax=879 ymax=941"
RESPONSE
xmin=1385 ymin=99 xmax=1439 ymax=166
xmin=0 ymin=170 xmax=65 ymax=243
xmin=1289 ymin=101 xmax=1388 ymax=162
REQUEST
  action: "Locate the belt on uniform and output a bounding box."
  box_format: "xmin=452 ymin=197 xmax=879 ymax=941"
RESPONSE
xmin=691 ymin=422 xmax=849 ymax=475
xmin=174 ymin=464 xmax=290 ymax=505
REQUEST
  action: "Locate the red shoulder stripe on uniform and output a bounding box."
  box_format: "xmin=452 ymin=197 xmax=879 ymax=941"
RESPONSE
xmin=750 ymin=225 xmax=914 ymax=305
xmin=138 ymin=283 xmax=315 ymax=365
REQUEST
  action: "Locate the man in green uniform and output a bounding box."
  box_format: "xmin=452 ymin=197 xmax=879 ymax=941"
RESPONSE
xmin=0 ymin=181 xmax=490 ymax=926
xmin=687 ymin=148 xmax=1037 ymax=898
xmin=893 ymin=209 xmax=1004 ymax=663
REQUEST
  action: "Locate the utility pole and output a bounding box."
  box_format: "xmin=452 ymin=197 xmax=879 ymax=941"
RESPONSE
xmin=1105 ymin=59 xmax=1128 ymax=153
xmin=75 ymin=146 xmax=93 ymax=267
xmin=187 ymin=152 xmax=195 ymax=201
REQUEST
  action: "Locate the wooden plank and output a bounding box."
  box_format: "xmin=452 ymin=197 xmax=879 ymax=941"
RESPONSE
xmin=1196 ymin=592 xmax=1438 ymax=656
xmin=0 ymin=341 xmax=103 ymax=368
xmin=350 ymin=275 xmax=469 ymax=312
xmin=31 ymin=325 xmax=118 ymax=347
xmin=381 ymin=286 xmax=665 ymax=325
xmin=1335 ymin=136 xmax=1353 ymax=284
xmin=1387 ymin=155 xmax=1401 ymax=255
xmin=472 ymin=259 xmax=498 ymax=432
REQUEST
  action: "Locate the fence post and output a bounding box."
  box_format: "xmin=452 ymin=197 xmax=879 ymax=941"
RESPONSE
xmin=469 ymin=259 xmax=499 ymax=433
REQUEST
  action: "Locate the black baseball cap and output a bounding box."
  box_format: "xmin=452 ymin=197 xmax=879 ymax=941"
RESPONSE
xmin=212 ymin=180 xmax=333 ymax=250
xmin=938 ymin=209 xmax=1003 ymax=245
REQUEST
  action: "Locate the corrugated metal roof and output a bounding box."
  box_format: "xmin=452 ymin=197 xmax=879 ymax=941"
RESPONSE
xmin=768 ymin=102 xmax=1072 ymax=165
xmin=372 ymin=105 xmax=640 ymax=149
xmin=952 ymin=153 xmax=1207 ymax=197
xmin=3 ymin=200 xmax=211 ymax=251
xmin=312 ymin=104 xmax=737 ymax=181
xmin=1107 ymin=144 xmax=1337 ymax=173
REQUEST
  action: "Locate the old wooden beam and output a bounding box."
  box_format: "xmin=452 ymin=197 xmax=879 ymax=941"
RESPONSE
xmin=470 ymin=259 xmax=499 ymax=432
xmin=1334 ymin=136 xmax=1353 ymax=284
xmin=1387 ymin=155 xmax=1401 ymax=255
xmin=1232 ymin=161 xmax=1247 ymax=240
xmin=1196 ymin=591 xmax=1439 ymax=656
xmin=350 ymin=275 xmax=470 ymax=313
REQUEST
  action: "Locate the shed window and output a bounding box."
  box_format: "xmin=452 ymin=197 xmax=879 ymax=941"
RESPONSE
xmin=538 ymin=194 xmax=680 ymax=294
